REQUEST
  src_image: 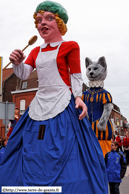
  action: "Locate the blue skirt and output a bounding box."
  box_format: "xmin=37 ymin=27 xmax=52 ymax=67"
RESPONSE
xmin=0 ymin=95 xmax=108 ymax=194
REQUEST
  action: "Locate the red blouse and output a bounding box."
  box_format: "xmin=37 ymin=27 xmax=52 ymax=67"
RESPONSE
xmin=25 ymin=41 xmax=81 ymax=87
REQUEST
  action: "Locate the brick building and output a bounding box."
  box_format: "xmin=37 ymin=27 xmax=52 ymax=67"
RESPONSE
xmin=110 ymin=104 xmax=121 ymax=135
xmin=0 ymin=68 xmax=20 ymax=137
xmin=109 ymin=104 xmax=128 ymax=135
xmin=0 ymin=69 xmax=38 ymax=137
xmin=11 ymin=70 xmax=38 ymax=116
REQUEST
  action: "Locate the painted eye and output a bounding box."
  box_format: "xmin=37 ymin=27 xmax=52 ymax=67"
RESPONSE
xmin=94 ymin=67 xmax=98 ymax=70
xmin=36 ymin=18 xmax=42 ymax=23
xmin=49 ymin=17 xmax=54 ymax=21
xmin=46 ymin=14 xmax=55 ymax=21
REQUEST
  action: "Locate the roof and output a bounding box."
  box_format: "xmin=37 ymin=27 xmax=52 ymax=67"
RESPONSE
xmin=27 ymin=70 xmax=38 ymax=80
xmin=113 ymin=103 xmax=121 ymax=113
xmin=2 ymin=68 xmax=14 ymax=82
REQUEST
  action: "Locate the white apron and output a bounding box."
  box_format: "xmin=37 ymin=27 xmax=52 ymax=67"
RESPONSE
xmin=28 ymin=42 xmax=71 ymax=120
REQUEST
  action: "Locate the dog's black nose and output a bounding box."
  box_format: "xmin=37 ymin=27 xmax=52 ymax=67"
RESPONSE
xmin=90 ymin=72 xmax=93 ymax=76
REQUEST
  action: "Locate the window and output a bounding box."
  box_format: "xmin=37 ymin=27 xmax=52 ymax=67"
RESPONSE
xmin=22 ymin=82 xmax=27 ymax=90
xmin=20 ymin=100 xmax=25 ymax=115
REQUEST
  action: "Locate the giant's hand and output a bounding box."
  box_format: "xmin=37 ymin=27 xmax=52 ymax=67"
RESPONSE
xmin=75 ymin=97 xmax=87 ymax=120
xmin=9 ymin=49 xmax=26 ymax=66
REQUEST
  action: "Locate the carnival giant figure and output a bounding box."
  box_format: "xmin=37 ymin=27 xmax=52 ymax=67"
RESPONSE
xmin=0 ymin=1 xmax=108 ymax=194
xmin=82 ymin=57 xmax=113 ymax=157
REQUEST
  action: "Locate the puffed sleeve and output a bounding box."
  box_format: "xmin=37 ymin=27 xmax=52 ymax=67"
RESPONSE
xmin=13 ymin=63 xmax=33 ymax=80
xmin=102 ymin=92 xmax=112 ymax=104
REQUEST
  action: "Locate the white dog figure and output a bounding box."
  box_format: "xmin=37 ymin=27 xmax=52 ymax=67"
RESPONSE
xmin=82 ymin=56 xmax=113 ymax=156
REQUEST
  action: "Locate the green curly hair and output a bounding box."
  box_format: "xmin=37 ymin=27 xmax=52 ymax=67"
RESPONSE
xmin=33 ymin=1 xmax=68 ymax=35
xmin=35 ymin=1 xmax=68 ymax=24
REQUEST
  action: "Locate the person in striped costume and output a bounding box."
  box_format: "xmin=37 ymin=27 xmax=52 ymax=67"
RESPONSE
xmin=82 ymin=56 xmax=113 ymax=157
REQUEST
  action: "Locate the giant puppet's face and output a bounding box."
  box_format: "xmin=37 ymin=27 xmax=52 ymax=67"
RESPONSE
xmin=36 ymin=12 xmax=61 ymax=43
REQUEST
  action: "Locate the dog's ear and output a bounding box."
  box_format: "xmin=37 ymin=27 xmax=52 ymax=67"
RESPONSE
xmin=85 ymin=58 xmax=92 ymax=68
xmin=98 ymin=56 xmax=107 ymax=69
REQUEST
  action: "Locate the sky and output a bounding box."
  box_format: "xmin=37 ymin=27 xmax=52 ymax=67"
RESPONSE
xmin=1 ymin=0 xmax=129 ymax=122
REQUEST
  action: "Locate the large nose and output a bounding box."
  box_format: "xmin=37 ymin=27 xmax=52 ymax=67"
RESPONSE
xmin=40 ymin=17 xmax=47 ymax=25
xmin=90 ymin=72 xmax=93 ymax=76
xmin=41 ymin=20 xmax=46 ymax=25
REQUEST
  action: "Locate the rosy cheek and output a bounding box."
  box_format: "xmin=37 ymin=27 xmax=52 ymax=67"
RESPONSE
xmin=37 ymin=26 xmax=41 ymax=32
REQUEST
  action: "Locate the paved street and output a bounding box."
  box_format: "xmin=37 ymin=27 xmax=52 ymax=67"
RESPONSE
xmin=108 ymin=166 xmax=129 ymax=194
xmin=119 ymin=166 xmax=129 ymax=194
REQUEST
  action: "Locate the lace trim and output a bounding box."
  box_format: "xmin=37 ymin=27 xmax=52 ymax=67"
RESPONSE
xmin=89 ymin=80 xmax=104 ymax=88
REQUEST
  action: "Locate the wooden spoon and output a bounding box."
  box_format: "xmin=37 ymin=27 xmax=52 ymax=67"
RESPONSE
xmin=22 ymin=35 xmax=38 ymax=51
xmin=3 ymin=35 xmax=38 ymax=70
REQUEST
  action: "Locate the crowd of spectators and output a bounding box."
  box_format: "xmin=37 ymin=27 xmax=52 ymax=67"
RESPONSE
xmin=112 ymin=131 xmax=129 ymax=165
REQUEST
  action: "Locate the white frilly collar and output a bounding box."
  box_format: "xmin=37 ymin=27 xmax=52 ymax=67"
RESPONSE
xmin=41 ymin=41 xmax=64 ymax=48
xmin=89 ymin=80 xmax=104 ymax=88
